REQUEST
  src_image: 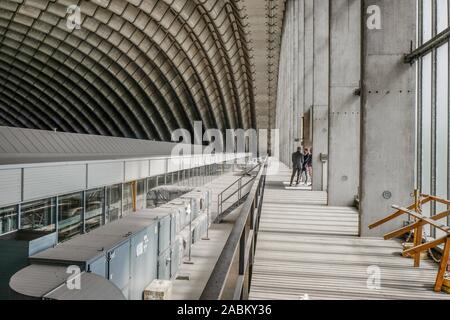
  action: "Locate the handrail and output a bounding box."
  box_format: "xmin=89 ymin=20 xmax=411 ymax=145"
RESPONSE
xmin=369 ymin=191 xmax=450 ymax=292
xmin=219 ymin=162 xmax=261 ymax=196
xmin=216 ymin=162 xmax=262 ymax=220
xmin=200 ymin=157 xmax=268 ymax=300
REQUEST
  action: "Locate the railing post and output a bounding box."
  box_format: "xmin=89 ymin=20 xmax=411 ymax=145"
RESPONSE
xmin=239 ymin=230 xmax=246 ymax=275
xmin=250 ymin=199 xmax=255 ymax=230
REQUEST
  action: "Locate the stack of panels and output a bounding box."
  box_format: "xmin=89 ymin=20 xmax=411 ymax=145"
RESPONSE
xmin=29 ymin=216 xmax=159 ymax=300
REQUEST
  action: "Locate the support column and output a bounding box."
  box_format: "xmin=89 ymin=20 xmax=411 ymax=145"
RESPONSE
xmin=303 ymin=0 xmax=314 ymax=147
xmin=360 ymin=0 xmax=416 ymax=236
xmin=328 ymin=0 xmax=361 ymax=206
xmin=312 ymin=0 xmax=329 ymax=191
xmin=275 ymin=0 xmax=304 ymax=166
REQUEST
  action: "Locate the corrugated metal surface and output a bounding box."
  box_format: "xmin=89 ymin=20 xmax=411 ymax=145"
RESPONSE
xmin=0 ymin=126 xmax=182 ymax=165
xmin=23 ymin=164 xmax=86 ymax=200
xmin=0 ymin=169 xmax=21 ymax=206
xmin=125 ymin=160 xmax=149 ymax=181
xmin=149 ymin=159 xmax=166 ymax=176
xmin=87 ymin=162 xmax=124 ymax=189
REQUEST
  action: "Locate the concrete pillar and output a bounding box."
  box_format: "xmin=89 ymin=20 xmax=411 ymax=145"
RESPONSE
xmin=303 ymin=0 xmax=314 ymax=147
xmin=275 ymin=0 xmax=304 ymax=166
xmin=328 ymin=0 xmax=361 ymax=206
xmin=360 ymin=0 xmax=416 ymax=236
xmin=312 ymin=106 xmax=329 ymax=191
xmin=312 ymin=0 xmax=329 ymax=191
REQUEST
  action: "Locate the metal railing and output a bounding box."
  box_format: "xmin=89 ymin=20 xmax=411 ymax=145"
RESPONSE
xmin=200 ymin=157 xmax=268 ymax=300
xmin=215 ymin=162 xmax=262 ymax=222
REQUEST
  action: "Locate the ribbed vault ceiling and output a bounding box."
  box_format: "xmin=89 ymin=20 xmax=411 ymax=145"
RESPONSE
xmin=0 ymin=0 xmax=284 ymax=141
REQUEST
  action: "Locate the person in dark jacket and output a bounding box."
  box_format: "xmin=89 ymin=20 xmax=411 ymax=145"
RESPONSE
xmin=290 ymin=147 xmax=304 ymax=186
xmin=302 ymin=148 xmax=312 ymax=185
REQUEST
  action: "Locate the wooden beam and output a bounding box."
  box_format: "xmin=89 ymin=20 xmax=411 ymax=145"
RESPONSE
xmin=403 ymin=236 xmax=447 ymax=255
xmin=392 ymin=206 xmax=450 ymax=234
xmin=384 ymin=209 xmax=450 ymax=240
xmin=428 ymin=195 xmax=450 ymax=206
xmin=368 ymin=197 xmax=432 ymax=230
xmin=434 ymin=237 xmax=450 ymax=292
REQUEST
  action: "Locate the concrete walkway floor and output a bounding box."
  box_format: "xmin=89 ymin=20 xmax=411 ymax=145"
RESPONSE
xmin=249 ymin=160 xmax=450 ymax=300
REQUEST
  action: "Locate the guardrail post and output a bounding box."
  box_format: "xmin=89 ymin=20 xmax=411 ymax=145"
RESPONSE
xmin=250 ymin=199 xmax=255 ymax=230
xmin=239 ymin=230 xmax=246 ymax=276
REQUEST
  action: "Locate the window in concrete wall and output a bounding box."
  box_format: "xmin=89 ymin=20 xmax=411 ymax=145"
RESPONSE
xmin=20 ymin=198 xmax=56 ymax=232
xmin=136 ymin=179 xmax=146 ymax=211
xmin=423 ymin=0 xmax=433 ymax=41
xmin=122 ymin=182 xmax=134 ymax=216
xmin=435 ymin=42 xmax=449 ymax=238
xmin=421 ymin=52 xmax=433 ymax=230
xmin=85 ymin=188 xmax=105 ymax=233
xmin=106 ymin=184 xmax=122 ymax=223
xmin=146 ymin=176 xmax=158 ymax=208
xmin=0 ymin=205 xmax=18 ymax=235
xmin=172 ymin=171 xmax=179 ymax=185
xmin=57 ymin=192 xmax=83 ymax=242
xmin=417 ymin=0 xmax=450 ymax=236
xmin=436 ymin=0 xmax=448 ymax=32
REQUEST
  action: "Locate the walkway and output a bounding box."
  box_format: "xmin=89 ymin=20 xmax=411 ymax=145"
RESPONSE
xmin=170 ymin=169 xmax=253 ymax=299
xmin=249 ymin=160 xmax=450 ymax=300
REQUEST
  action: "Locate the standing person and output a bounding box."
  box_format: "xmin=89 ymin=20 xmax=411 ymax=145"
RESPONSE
xmin=290 ymin=147 xmax=304 ymax=187
xmin=301 ymin=148 xmax=312 ymax=185
xmin=306 ymin=148 xmax=313 ymax=186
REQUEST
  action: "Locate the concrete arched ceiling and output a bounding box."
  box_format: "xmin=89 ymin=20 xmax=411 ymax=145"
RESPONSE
xmin=0 ymin=0 xmax=285 ymax=141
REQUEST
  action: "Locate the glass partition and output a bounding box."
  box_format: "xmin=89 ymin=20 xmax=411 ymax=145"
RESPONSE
xmin=85 ymin=188 xmax=105 ymax=232
xmin=136 ymin=179 xmax=145 ymax=210
xmin=58 ymin=192 xmax=83 ymax=242
xmin=106 ymin=184 xmax=122 ymax=223
xmin=21 ymin=198 xmax=56 ymax=232
xmin=0 ymin=205 xmax=18 ymax=235
xmin=123 ymin=182 xmax=134 ymax=215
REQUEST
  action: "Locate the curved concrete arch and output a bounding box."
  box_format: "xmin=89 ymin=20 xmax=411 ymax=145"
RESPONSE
xmin=0 ymin=0 xmax=285 ymax=139
xmin=0 ymin=24 xmax=135 ymax=136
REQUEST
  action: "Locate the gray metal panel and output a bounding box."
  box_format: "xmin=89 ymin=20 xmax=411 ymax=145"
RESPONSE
xmin=125 ymin=160 xmax=149 ymax=181
xmin=149 ymin=159 xmax=166 ymax=176
xmin=23 ymin=164 xmax=86 ymax=200
xmin=0 ymin=168 xmax=21 ymax=206
xmin=30 ymin=233 xmax=124 ymax=266
xmin=87 ymin=161 xmax=124 ymax=189
xmin=108 ymin=240 xmax=130 ymax=299
xmin=170 ymin=238 xmax=183 ymax=279
xmin=0 ymin=126 xmax=189 ymax=165
xmin=157 ymin=248 xmax=171 ymax=280
xmin=129 ymin=226 xmax=158 ymax=300
xmin=88 ymin=255 xmax=107 ymax=278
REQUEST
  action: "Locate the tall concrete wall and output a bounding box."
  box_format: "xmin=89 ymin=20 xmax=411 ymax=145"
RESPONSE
xmin=311 ymin=0 xmax=329 ymax=191
xmin=276 ymin=0 xmax=329 ymax=176
xmin=276 ymin=0 xmax=304 ymax=166
xmin=360 ymin=0 xmax=416 ymax=236
xmin=328 ymin=0 xmax=361 ymax=206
